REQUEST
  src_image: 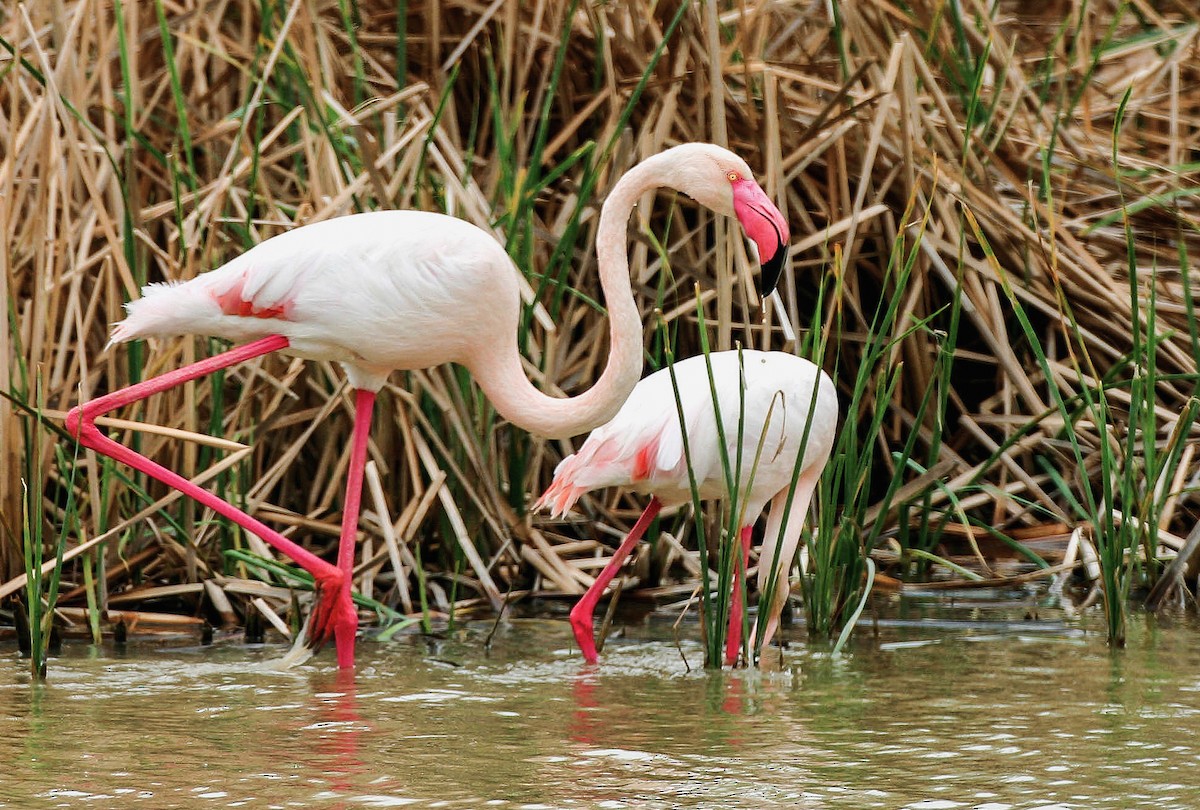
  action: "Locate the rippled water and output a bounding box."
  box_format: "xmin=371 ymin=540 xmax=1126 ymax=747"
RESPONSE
xmin=4 ymin=593 xmax=1200 ymax=809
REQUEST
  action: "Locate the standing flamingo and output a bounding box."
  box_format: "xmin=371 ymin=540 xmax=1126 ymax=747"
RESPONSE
xmin=536 ymin=350 xmax=837 ymax=666
xmin=66 ymin=143 xmax=790 ymax=669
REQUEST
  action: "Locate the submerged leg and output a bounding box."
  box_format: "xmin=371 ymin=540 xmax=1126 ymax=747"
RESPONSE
xmin=65 ymin=335 xmax=351 ymax=664
xmin=569 ymin=497 xmax=663 ymax=663
xmin=724 ymin=525 xmax=754 ymax=667
xmin=328 ymin=389 xmax=377 ymax=668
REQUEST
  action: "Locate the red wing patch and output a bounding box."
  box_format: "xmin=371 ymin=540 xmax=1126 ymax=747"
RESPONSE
xmin=632 ymin=438 xmax=660 ymax=481
xmin=214 ymin=273 xmax=289 ymax=320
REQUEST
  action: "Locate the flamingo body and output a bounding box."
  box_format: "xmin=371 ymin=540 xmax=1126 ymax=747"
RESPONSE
xmin=540 ymin=351 xmax=836 ymax=514
xmin=537 ymin=350 xmax=837 ymax=664
xmin=114 ymin=212 xmax=520 ymax=390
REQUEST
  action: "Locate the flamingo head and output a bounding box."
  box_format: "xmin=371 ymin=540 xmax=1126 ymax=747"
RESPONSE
xmin=729 ymin=170 xmax=790 ymax=298
xmin=658 ymin=143 xmax=791 ymax=298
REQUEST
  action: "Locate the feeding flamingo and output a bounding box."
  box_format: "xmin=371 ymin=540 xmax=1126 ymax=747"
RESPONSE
xmin=66 ymin=143 xmax=790 ymax=669
xmin=536 ymin=349 xmax=837 ymax=666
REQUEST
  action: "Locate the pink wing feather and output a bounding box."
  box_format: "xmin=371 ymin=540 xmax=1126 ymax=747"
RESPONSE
xmin=534 ymin=418 xmax=669 ymax=518
xmin=533 ymin=357 xmax=722 ymax=517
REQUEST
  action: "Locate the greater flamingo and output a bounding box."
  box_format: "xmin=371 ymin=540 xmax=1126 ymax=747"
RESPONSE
xmin=66 ymin=143 xmax=790 ymax=669
xmin=536 ymin=350 xmax=837 ymax=665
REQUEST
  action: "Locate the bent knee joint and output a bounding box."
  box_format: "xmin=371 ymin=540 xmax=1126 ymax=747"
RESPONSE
xmin=64 ymin=405 xmax=96 ymax=442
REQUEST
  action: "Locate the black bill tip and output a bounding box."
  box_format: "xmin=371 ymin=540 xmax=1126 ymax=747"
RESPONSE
xmin=759 ymin=241 xmax=788 ymax=299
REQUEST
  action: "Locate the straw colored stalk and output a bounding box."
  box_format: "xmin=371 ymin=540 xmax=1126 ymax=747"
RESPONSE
xmin=3 ymin=1 xmax=1200 ymax=635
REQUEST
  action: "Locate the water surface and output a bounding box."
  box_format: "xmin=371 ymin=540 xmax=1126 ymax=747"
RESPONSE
xmin=3 ymin=594 xmax=1200 ymax=809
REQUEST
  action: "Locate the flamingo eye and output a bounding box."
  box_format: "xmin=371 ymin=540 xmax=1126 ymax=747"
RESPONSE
xmin=727 ymin=171 xmax=741 ymax=182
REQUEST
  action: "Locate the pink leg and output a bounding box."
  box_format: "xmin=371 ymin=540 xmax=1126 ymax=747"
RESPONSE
xmin=65 ymin=336 xmax=352 ymax=665
xmin=329 ymin=389 xmax=376 ymax=669
xmin=724 ymin=525 xmax=753 ymax=666
xmin=569 ymin=497 xmax=663 ymax=663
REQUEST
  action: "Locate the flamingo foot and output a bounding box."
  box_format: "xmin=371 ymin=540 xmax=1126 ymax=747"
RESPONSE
xmin=306 ymin=571 xmax=358 ymax=667
xmin=569 ymin=602 xmax=600 ymax=664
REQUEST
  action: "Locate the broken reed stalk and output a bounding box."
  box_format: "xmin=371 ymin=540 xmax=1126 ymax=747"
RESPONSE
xmin=3 ymin=2 xmax=1200 ymax=656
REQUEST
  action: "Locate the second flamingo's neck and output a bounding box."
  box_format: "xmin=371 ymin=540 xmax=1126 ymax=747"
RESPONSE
xmin=469 ymin=158 xmax=668 ymax=440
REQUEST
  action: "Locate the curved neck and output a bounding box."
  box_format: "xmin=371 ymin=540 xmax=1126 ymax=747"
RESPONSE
xmin=470 ymin=159 xmax=668 ymax=440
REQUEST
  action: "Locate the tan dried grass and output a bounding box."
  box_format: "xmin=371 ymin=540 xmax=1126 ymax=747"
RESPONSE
xmin=3 ymin=0 xmax=1199 ymax=630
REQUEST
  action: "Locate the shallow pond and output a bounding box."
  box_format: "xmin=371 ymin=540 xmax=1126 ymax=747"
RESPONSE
xmin=4 ymin=591 xmax=1200 ymax=809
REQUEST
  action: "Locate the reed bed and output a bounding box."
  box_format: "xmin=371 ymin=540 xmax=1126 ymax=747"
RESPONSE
xmin=4 ymin=0 xmax=1200 ymax=669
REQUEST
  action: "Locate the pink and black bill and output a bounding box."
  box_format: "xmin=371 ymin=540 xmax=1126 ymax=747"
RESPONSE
xmin=731 ymin=177 xmax=791 ymax=298
xmin=756 ymin=222 xmax=789 ymax=298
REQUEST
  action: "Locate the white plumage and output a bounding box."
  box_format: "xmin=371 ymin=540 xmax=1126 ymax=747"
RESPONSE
xmin=540 ymin=350 xmax=836 ymax=514
xmin=537 ymin=349 xmax=838 ymax=664
xmin=113 ymin=211 xmax=522 ymax=391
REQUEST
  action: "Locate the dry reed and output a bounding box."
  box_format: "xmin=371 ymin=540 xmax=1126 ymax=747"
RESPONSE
xmin=3 ymin=0 xmax=1200 ymax=647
